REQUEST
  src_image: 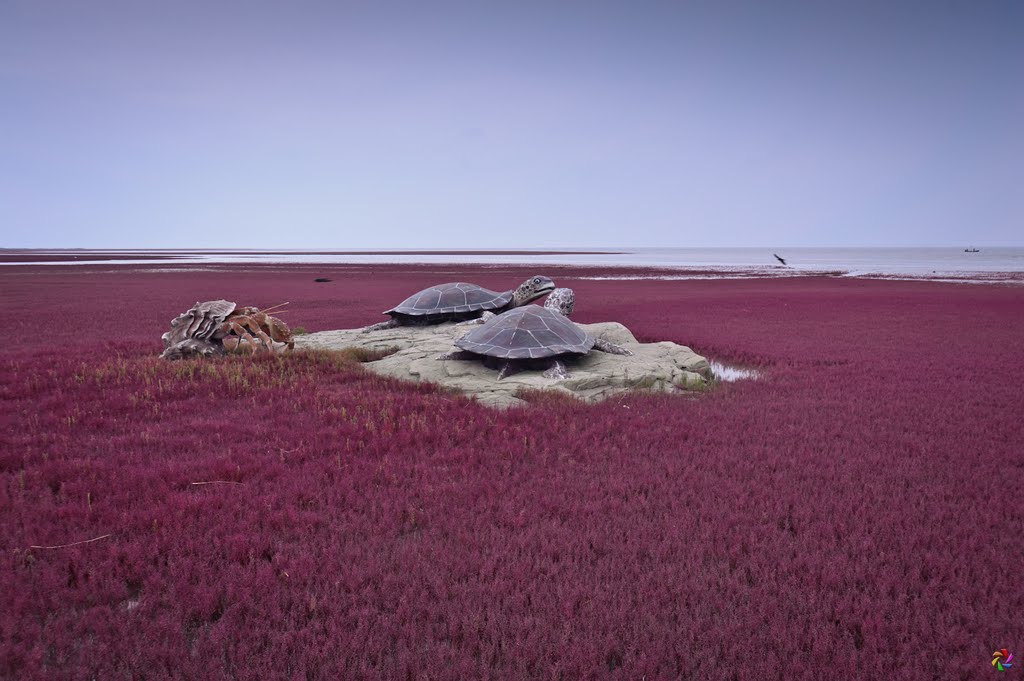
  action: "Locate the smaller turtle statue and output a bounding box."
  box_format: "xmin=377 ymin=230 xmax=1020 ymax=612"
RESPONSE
xmin=363 ymin=276 xmax=555 ymax=332
xmin=438 ymin=287 xmax=632 ymax=380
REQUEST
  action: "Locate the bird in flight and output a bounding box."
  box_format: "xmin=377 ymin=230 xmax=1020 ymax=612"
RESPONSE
xmin=773 ymin=253 xmax=788 ymax=266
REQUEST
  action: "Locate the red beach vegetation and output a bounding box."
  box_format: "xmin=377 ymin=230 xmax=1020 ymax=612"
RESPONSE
xmin=2 ymin=264 xmax=1022 ymax=679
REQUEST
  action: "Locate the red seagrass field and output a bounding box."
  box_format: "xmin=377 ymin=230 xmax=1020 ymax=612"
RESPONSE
xmin=2 ymin=264 xmax=1022 ymax=680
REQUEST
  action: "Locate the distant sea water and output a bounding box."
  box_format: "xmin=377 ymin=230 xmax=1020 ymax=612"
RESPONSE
xmin=3 ymin=247 xmax=1023 ymax=283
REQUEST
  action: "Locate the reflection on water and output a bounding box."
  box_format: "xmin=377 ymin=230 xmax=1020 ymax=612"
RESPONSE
xmin=709 ymin=361 xmax=759 ymax=382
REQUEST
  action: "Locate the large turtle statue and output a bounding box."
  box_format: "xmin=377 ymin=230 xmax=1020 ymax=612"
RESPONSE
xmin=362 ymin=276 xmax=556 ymax=332
xmin=438 ymin=287 xmax=632 ymax=380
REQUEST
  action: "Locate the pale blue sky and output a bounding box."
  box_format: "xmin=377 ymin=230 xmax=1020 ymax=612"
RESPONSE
xmin=1 ymin=0 xmax=1021 ymax=248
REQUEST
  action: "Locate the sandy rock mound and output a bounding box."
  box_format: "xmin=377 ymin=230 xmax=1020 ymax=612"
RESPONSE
xmin=297 ymin=322 xmax=711 ymax=408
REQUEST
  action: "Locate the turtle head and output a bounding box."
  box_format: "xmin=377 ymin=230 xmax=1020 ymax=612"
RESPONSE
xmin=543 ymin=288 xmax=575 ymax=316
xmin=511 ymin=275 xmax=555 ymax=306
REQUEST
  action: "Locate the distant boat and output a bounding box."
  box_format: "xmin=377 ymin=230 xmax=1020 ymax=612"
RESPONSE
xmin=964 ymin=247 xmax=980 ymax=253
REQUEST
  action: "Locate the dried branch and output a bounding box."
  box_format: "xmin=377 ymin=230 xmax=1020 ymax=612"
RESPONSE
xmin=31 ymin=534 xmax=111 ymax=550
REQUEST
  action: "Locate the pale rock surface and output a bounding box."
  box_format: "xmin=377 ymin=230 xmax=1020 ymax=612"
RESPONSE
xmin=296 ymin=321 xmax=711 ymax=409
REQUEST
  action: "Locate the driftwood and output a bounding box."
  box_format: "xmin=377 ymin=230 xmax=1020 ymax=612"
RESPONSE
xmin=160 ymin=300 xmax=294 ymax=360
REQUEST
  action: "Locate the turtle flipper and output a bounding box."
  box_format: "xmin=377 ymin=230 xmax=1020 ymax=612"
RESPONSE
xmin=593 ymin=338 xmax=633 ymax=356
xmin=457 ymin=311 xmax=495 ymax=326
xmin=362 ymin=318 xmax=400 ymax=333
xmin=542 ymin=360 xmax=569 ymax=380
xmin=496 ymin=361 xmax=522 ymax=380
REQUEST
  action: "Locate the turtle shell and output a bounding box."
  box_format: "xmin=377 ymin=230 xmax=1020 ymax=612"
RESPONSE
xmin=387 ymin=282 xmax=513 ymax=317
xmin=455 ymin=306 xmax=595 ymax=359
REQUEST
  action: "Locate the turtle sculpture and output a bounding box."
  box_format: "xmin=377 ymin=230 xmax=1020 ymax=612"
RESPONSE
xmin=438 ymin=287 xmax=632 ymax=380
xmin=362 ymin=276 xmax=556 ymax=332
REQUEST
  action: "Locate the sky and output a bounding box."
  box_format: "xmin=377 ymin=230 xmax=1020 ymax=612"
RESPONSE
xmin=1 ymin=0 xmax=1021 ymax=249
